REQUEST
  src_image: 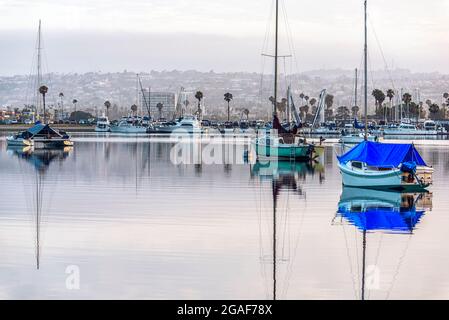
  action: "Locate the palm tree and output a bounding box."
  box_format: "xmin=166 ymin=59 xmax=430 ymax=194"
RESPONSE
xmin=304 ymin=96 xmax=309 ymax=105
xmin=299 ymin=93 xmax=305 ymax=105
xmin=386 ymin=89 xmax=394 ymax=121
xmin=156 ymin=103 xmax=164 ymax=119
xmin=299 ymin=106 xmax=309 ymax=122
xmin=402 ymin=92 xmax=412 ymax=119
xmin=224 ymin=92 xmax=233 ymax=121
xmin=195 ymin=91 xmax=203 ymax=118
xmin=351 ymin=105 xmax=360 ymax=118
xmin=72 ymin=99 xmax=78 ymax=122
xmin=131 ymin=104 xmax=138 ymax=116
xmin=59 ymin=92 xmax=64 ymax=121
xmin=278 ymin=98 xmax=287 ymax=119
xmin=39 ymin=85 xmax=48 ymax=124
xmin=309 ymin=98 xmax=317 ymax=109
xmin=104 ymin=100 xmax=111 ymax=117
xmin=243 ymin=108 xmax=250 ymax=121
xmin=429 ymin=103 xmax=440 ymax=120
xmin=324 ymin=94 xmax=334 ymax=119
xmin=371 ymin=89 xmax=386 ymax=117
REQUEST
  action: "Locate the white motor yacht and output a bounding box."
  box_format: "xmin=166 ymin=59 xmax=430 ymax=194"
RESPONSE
xmin=110 ymin=116 xmax=148 ymax=134
xmin=148 ymin=115 xmax=202 ymax=134
xmin=95 ymin=114 xmax=110 ymax=132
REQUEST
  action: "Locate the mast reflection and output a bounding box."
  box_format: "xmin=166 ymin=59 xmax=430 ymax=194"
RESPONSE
xmin=7 ymin=146 xmax=72 ymax=269
xmin=333 ymin=187 xmax=433 ymax=300
xmin=252 ymin=159 xmax=324 ymax=300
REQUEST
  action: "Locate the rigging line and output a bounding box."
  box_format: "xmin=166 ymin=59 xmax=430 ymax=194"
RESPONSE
xmin=281 ymin=0 xmax=302 ymax=80
xmin=368 ymin=16 xmax=397 ymax=91
xmin=282 ymin=183 xmax=307 ymax=299
xmin=354 ymin=226 xmax=361 ymax=300
xmin=385 ymin=233 xmax=413 ymax=300
xmin=367 ymin=232 xmax=384 ymax=300
xmin=342 ymin=222 xmax=360 ymax=300
xmin=368 ymin=51 xmax=376 ymax=90
xmin=281 ymin=190 xmax=292 ymax=298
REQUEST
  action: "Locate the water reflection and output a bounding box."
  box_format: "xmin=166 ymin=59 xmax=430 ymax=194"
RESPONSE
xmin=336 ymin=187 xmax=432 ymax=234
xmin=333 ymin=187 xmax=433 ymax=300
xmin=251 ymin=160 xmax=324 ymax=300
xmin=7 ymin=146 xmax=72 ymax=270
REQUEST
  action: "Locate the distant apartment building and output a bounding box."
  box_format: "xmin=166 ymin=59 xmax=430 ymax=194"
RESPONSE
xmin=140 ymin=90 xmax=177 ymax=119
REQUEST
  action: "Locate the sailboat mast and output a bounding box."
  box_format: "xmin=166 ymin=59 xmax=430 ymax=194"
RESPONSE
xmin=274 ymin=0 xmax=279 ymax=115
xmin=37 ymin=20 xmax=42 ymax=117
xmin=361 ymin=229 xmax=367 ymax=300
xmin=354 ymin=68 xmax=358 ymax=113
xmin=272 ymin=180 xmax=277 ymax=301
xmin=364 ymin=0 xmax=368 ymax=140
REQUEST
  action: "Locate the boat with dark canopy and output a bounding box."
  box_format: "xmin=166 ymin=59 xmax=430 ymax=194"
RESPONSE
xmin=338 ymin=141 xmax=433 ymax=190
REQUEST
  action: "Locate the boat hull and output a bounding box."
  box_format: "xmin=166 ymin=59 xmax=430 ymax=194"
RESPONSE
xmin=110 ymin=126 xmax=147 ymax=134
xmin=6 ymin=136 xmax=33 ymax=147
xmin=33 ymin=138 xmax=73 ymax=149
xmin=94 ymin=126 xmax=110 ymax=132
xmin=383 ymin=129 xmax=438 ymax=136
xmin=253 ymin=141 xmax=313 ymax=160
xmin=338 ymin=163 xmax=430 ymax=191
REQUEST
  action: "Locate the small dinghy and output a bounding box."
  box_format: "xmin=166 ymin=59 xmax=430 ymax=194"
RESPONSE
xmin=337 ymin=141 xmax=433 ymax=191
xmin=6 ymin=132 xmax=34 ymax=147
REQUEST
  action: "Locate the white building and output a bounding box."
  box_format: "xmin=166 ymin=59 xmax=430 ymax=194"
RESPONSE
xmin=140 ymin=90 xmax=177 ymax=120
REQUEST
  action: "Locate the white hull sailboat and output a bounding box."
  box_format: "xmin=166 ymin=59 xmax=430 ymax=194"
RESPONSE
xmin=253 ymin=0 xmax=315 ymax=161
xmin=337 ymin=1 xmax=433 ymax=191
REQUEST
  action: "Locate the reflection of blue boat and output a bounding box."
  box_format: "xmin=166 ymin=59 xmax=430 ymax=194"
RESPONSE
xmin=337 ymin=187 xmax=432 ymax=233
xmin=334 ymin=187 xmax=432 ymax=300
xmin=7 ymin=146 xmax=72 ymax=172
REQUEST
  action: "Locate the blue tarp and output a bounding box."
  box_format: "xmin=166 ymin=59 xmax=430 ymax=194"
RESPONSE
xmin=27 ymin=122 xmax=62 ymax=137
xmin=337 ymin=141 xmax=427 ymax=167
xmin=338 ymin=207 xmax=425 ymax=232
xmin=27 ymin=123 xmax=45 ymax=135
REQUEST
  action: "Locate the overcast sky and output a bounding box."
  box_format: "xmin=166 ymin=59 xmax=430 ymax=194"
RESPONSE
xmin=0 ymin=0 xmax=448 ymax=75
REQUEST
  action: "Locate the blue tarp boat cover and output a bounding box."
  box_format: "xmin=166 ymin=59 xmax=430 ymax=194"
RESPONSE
xmin=338 ymin=206 xmax=425 ymax=232
xmin=338 ymin=141 xmax=427 ymax=167
xmin=27 ymin=122 xmax=62 ymax=137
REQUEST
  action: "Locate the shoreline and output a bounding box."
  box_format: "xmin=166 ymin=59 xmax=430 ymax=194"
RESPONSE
xmin=0 ymin=124 xmax=95 ymax=132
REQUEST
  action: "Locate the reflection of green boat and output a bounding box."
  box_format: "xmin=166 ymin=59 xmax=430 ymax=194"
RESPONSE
xmin=252 ymin=159 xmax=324 ymax=178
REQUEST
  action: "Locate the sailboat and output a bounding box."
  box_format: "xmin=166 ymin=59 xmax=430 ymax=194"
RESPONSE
xmin=333 ymin=187 xmax=432 ymax=299
xmin=337 ymin=1 xmax=433 ymax=190
xmin=7 ymin=21 xmax=73 ymax=148
xmin=253 ymin=0 xmax=317 ymax=161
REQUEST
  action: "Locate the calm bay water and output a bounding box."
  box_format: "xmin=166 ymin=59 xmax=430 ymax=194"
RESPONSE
xmin=1 ymin=133 xmax=449 ymax=299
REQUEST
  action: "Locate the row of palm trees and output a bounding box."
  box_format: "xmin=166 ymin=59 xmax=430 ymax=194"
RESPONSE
xmin=36 ymin=86 xmax=79 ymax=123
xmin=371 ymin=89 xmax=449 ymax=121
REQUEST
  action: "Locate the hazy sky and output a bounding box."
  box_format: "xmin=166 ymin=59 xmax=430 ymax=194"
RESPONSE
xmin=0 ymin=0 xmax=448 ymax=75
